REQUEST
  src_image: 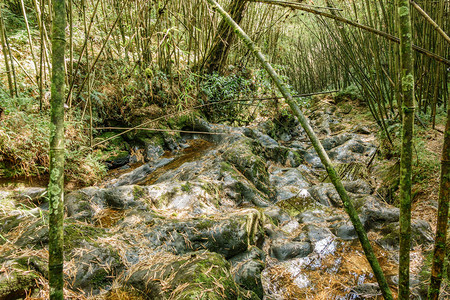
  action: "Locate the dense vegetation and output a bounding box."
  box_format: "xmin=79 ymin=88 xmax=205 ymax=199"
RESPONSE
xmin=0 ymin=0 xmax=449 ymax=299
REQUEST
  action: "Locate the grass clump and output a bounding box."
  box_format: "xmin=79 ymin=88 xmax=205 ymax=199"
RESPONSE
xmin=0 ymin=91 xmax=106 ymax=185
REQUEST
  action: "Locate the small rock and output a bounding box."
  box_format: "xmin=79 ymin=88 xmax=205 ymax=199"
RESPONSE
xmin=264 ymin=206 xmax=292 ymax=225
xmin=270 ymin=241 xmax=312 ymax=261
xmin=350 ymin=283 xmax=381 ymax=298
xmin=305 ymin=224 xmax=333 ymax=242
xmin=332 ymin=223 xmax=357 ymax=240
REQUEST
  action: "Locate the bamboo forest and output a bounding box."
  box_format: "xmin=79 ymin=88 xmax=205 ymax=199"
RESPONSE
xmin=0 ymin=0 xmax=449 ymax=299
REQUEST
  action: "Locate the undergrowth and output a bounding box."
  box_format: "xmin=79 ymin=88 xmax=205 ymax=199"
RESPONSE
xmin=0 ymin=90 xmax=106 ymax=185
xmin=377 ymin=112 xmax=443 ymax=206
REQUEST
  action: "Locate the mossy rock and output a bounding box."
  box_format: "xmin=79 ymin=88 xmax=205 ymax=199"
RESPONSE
xmin=108 ymin=150 xmax=129 ymax=161
xmin=223 ymin=138 xmax=274 ymax=198
xmin=64 ymin=221 xmax=107 ymax=254
xmin=127 ymin=251 xmax=260 ymax=300
xmin=220 ymin=162 xmax=270 ymax=207
xmin=0 ymin=260 xmax=40 ymax=299
xmin=167 ymin=112 xmax=207 ymax=130
xmin=142 ymin=210 xmax=262 ymax=259
xmin=97 ymin=131 xmax=129 ymax=150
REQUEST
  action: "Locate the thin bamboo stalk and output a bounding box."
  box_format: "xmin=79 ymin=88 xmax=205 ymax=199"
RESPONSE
xmin=250 ymin=0 xmax=450 ymax=66
xmin=204 ymin=1 xmax=394 ymax=299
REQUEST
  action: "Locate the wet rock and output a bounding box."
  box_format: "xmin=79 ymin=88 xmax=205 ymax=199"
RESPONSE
xmin=146 ymin=144 xmax=164 ymax=162
xmin=270 ymin=168 xmax=310 ymax=190
xmin=309 ymin=182 xmax=372 ymax=208
xmin=280 ymin=220 xmax=300 ymax=234
xmin=112 ymin=158 xmax=174 ymax=186
xmin=342 ymin=180 xmax=373 ymax=195
xmin=358 ymin=196 xmax=399 ymax=230
xmin=353 ymin=125 xmax=372 ymax=135
xmin=377 ymin=219 xmax=433 ymax=250
xmin=270 ymin=241 xmax=312 ymax=261
xmin=106 ymin=152 xmax=130 ymax=170
xmin=243 ymin=129 xmax=278 ymax=148
xmin=230 ymin=246 xmax=266 ymax=298
xmin=264 ymin=206 xmax=291 ymax=226
xmin=304 ymin=151 xmax=324 ymax=169
xmin=223 ymin=138 xmax=274 ymax=198
xmin=65 ymin=187 xmax=104 ymax=221
xmin=127 ymin=251 xmax=259 ymax=300
xmin=142 ymin=210 xmax=261 ymax=258
xmin=331 ymin=222 xmax=357 ymax=240
xmin=304 ymin=224 xmax=333 ymax=242
xmin=0 ymin=210 xmax=39 ymax=236
xmin=103 ymin=185 xmax=148 ymax=209
xmin=270 ymin=168 xmax=310 ymax=201
xmin=264 ymin=223 xmax=289 ymax=240
xmin=220 ymin=162 xmax=272 ymax=207
xmin=69 ymin=242 xmax=123 ymax=292
xmin=321 ymin=134 xmax=353 ymax=150
xmin=296 ymin=210 xmax=326 ymax=224
xmin=350 ymin=283 xmax=381 ymax=299
xmin=308 ymin=183 xmax=341 ymax=207
xmin=145 ymin=181 xmax=222 ymax=214
xmin=0 ymin=259 xmax=40 ymax=299
xmin=13 ymin=187 xmax=47 ymax=203
xmin=328 ymin=139 xmax=376 ymax=163
xmin=15 ymin=218 xmax=48 ymax=248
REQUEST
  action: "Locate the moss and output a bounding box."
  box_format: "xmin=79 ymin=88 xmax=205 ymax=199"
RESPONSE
xmin=220 ymin=161 xmax=234 ymax=173
xmin=290 ymin=151 xmax=304 ymax=166
xmin=64 ymin=222 xmax=106 ymax=253
xmin=133 ymin=185 xmax=146 ymax=200
xmin=109 ymin=150 xmax=129 ymax=161
xmin=97 ymin=132 xmax=127 ymax=149
xmin=223 ymin=138 xmax=273 ymax=197
xmin=200 ymin=182 xmax=222 ymax=208
xmin=0 ymin=269 xmax=39 ymax=299
xmin=155 ymin=189 xmax=178 ymax=208
xmin=195 ymin=218 xmax=216 ymax=230
xmin=181 ymin=182 xmax=191 ymax=192
xmin=91 ymin=269 xmax=109 ymax=288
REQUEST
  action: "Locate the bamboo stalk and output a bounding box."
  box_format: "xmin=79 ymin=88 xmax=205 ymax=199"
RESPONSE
xmin=249 ymin=0 xmax=450 ymax=66
xmin=204 ymin=1 xmax=393 ymax=299
xmin=397 ymin=0 xmax=415 ymax=298
xmin=20 ymin=0 xmax=39 ymax=83
xmin=410 ymin=0 xmax=450 ymax=45
xmin=72 ymin=0 xmax=130 ymax=104
xmin=0 ymin=6 xmax=14 ymax=97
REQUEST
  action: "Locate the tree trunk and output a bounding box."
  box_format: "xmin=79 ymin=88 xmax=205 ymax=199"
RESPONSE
xmin=203 ymin=0 xmax=247 ymax=74
xmin=428 ymin=91 xmax=450 ymax=299
xmin=397 ymin=0 xmax=415 ymax=299
xmin=48 ymin=0 xmax=66 ymax=299
xmin=203 ymin=0 xmax=393 ymax=299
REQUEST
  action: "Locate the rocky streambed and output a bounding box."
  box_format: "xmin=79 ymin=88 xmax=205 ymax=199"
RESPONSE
xmin=0 ymin=104 xmax=434 ymax=299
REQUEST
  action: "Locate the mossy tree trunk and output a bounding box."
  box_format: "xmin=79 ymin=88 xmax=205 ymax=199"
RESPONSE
xmin=203 ymin=0 xmax=393 ymax=299
xmin=203 ymin=0 xmax=248 ymax=74
xmin=48 ymin=0 xmax=66 ymax=299
xmin=428 ymin=94 xmax=450 ymax=299
xmin=397 ymin=0 xmax=415 ymax=299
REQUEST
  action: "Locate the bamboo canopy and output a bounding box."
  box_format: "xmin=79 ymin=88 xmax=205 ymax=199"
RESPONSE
xmin=203 ymin=0 xmax=394 ymax=299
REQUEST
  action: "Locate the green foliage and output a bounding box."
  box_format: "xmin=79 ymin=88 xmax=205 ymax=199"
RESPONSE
xmin=335 ymin=85 xmax=363 ymax=103
xmin=200 ymin=72 xmax=254 ymax=124
xmin=378 ymin=123 xmax=441 ymax=205
xmin=0 ymin=91 xmax=106 ymax=185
